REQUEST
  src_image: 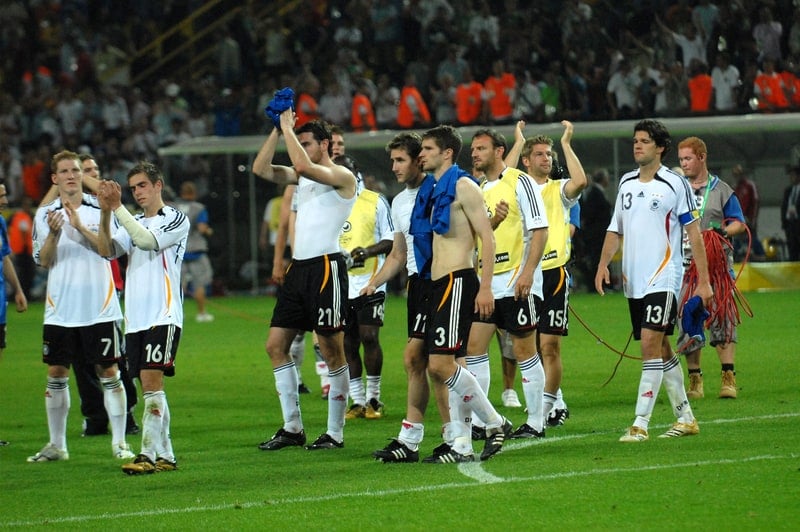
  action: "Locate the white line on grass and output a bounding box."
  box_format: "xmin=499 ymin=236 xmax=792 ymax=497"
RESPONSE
xmin=3 ymin=412 xmax=798 ymax=527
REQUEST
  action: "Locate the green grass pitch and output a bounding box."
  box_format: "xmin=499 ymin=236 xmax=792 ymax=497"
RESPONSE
xmin=1 ymin=290 xmax=798 ymax=529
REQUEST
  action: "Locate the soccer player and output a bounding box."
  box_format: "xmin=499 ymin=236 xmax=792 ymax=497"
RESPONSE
xmin=465 ymin=127 xmax=549 ymax=439
xmin=595 ymin=119 xmax=712 ymax=442
xmin=368 ymin=132 xmax=450 ymax=462
xmin=28 ymin=150 xmax=134 ymax=463
xmin=253 ymin=110 xmax=357 ymax=451
xmin=675 ymin=136 xmax=746 ymax=399
xmin=516 ymin=120 xmax=588 ymax=429
xmin=338 ymin=153 xmax=394 ymax=421
xmin=416 ymin=125 xmax=511 ymax=462
xmin=0 ymin=182 xmax=28 ymax=447
xmin=96 ymin=161 xmax=190 ymax=474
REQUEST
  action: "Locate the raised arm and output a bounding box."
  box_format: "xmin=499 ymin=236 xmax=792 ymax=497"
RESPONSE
xmin=252 ymin=127 xmax=297 ymax=185
xmin=503 ymin=120 xmax=526 ymax=169
xmin=280 ymin=110 xmax=356 ymax=198
xmin=559 ymin=120 xmax=588 ymax=199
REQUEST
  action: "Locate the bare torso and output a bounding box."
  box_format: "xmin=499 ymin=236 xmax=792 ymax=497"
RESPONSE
xmin=432 ymin=197 xmax=477 ymax=280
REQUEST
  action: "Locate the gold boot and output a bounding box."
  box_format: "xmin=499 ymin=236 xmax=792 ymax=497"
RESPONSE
xmin=687 ymin=372 xmax=704 ymax=399
xmin=719 ymin=370 xmax=737 ymax=399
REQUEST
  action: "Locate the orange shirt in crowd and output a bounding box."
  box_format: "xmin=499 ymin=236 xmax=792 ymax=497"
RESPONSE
xmin=295 ymin=92 xmax=319 ymax=128
xmin=351 ymin=93 xmax=377 ymax=132
xmin=455 ymin=80 xmax=484 ymax=125
xmin=397 ymin=86 xmax=431 ymax=129
xmin=754 ymin=72 xmax=790 ymax=109
xmin=688 ymin=73 xmax=713 ymax=112
xmin=484 ymin=72 xmax=516 ymax=121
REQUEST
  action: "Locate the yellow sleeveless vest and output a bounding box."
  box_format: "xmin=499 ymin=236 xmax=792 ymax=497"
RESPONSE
xmin=479 ymin=168 xmax=525 ymax=275
xmin=339 ymin=189 xmax=380 ymax=276
xmin=540 ymin=179 xmax=570 ymax=270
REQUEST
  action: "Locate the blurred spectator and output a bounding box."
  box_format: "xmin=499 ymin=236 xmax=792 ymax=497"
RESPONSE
xmin=374 ymin=74 xmax=400 ymax=129
xmin=7 ymin=195 xmax=35 ymax=297
xmin=467 ymin=0 xmax=499 ymax=50
xmin=606 ymin=59 xmax=639 ymax=119
xmin=483 ymin=59 xmax=516 ymax=124
xmin=733 ymin=164 xmax=766 ymax=260
xmin=753 ymin=58 xmax=791 ymax=111
xmin=752 ymin=6 xmax=783 ymax=63
xmin=431 ymin=73 xmax=456 ymax=124
xmin=513 ymin=70 xmax=543 ymax=121
xmin=455 ymin=67 xmax=484 ymax=126
xmin=396 ymin=72 xmax=430 ymax=129
xmin=318 ymin=80 xmax=351 ymax=127
xmin=21 ymin=146 xmax=46 ymax=204
xmin=687 ymin=59 xmax=713 ymax=113
xmin=436 ymin=44 xmax=469 ymax=87
xmin=711 ymin=52 xmax=740 ymax=112
xmin=577 ymin=168 xmax=612 ymax=289
xmin=350 ymin=79 xmax=377 ymax=132
xmin=655 ymin=13 xmax=707 ymax=69
xmin=295 ymin=75 xmax=321 ymax=129
xmin=0 ymin=147 xmax=23 ymax=206
xmin=781 ymin=166 xmax=800 ymax=261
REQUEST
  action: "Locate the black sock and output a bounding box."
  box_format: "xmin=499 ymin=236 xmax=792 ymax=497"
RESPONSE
xmin=721 ymin=364 xmax=735 ymax=373
xmin=688 ymin=368 xmax=702 ymax=375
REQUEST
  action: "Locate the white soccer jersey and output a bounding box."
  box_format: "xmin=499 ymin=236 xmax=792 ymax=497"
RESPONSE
xmin=608 ymin=165 xmax=699 ymax=299
xmin=292 ymin=176 xmax=356 ymax=260
xmin=110 ymin=205 xmax=189 ymax=333
xmin=391 ymin=186 xmax=419 ymax=276
xmin=33 ymin=194 xmax=123 ymax=326
xmin=347 ymin=193 xmax=394 ymax=298
xmin=485 ymin=173 xmax=549 ymax=299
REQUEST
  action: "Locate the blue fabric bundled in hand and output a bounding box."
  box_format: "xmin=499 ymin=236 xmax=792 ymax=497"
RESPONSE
xmin=681 ymin=295 xmax=710 ymax=347
xmin=264 ymin=87 xmax=295 ymax=128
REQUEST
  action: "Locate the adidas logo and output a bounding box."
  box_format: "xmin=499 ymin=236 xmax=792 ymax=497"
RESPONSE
xmin=641 ymin=390 xmax=654 ymax=398
xmin=331 ymin=394 xmax=346 ymax=402
xmin=463 ymin=394 xmax=474 ymax=403
xmin=521 ymin=377 xmax=530 ymax=383
xmin=402 ymin=421 xmax=413 ymax=429
xmin=637 ymin=191 xmax=645 ymax=198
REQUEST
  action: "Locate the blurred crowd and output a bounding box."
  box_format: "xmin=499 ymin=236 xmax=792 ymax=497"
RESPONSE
xmin=2 ymin=0 xmax=800 ymax=209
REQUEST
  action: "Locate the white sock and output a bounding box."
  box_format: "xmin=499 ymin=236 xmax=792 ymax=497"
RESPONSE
xmin=290 ymin=334 xmax=305 ymax=383
xmin=554 ymin=387 xmax=567 ymax=409
xmin=398 ymin=419 xmax=424 ymax=451
xmin=446 ymin=365 xmax=502 ymax=430
xmin=100 ymin=372 xmax=128 ymax=446
xmin=141 ymin=391 xmax=165 ymax=462
xmin=542 ymin=392 xmax=557 ymax=421
xmin=366 ymin=375 xmax=381 ymax=402
xmin=519 ymin=354 xmax=545 ymax=431
xmin=160 ymin=393 xmax=175 ymax=462
xmin=465 ymin=354 xmax=490 ymax=394
xmin=349 ymin=377 xmax=366 ymax=406
xmin=634 ymin=359 xmax=664 ymax=430
xmin=273 ymin=362 xmax=302 ymax=433
xmin=45 ymin=377 xmax=70 ymax=451
xmin=326 ymin=365 xmax=349 ymax=442
xmin=662 ymin=355 xmax=695 ymax=423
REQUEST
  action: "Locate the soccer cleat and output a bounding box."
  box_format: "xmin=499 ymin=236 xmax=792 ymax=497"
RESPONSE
xmin=501 ymin=389 xmax=522 ymax=408
xmin=27 ymin=443 xmax=69 ymax=463
xmin=687 ymin=372 xmax=704 ymax=399
xmin=258 ymin=428 xmax=307 ymax=450
xmin=345 ymin=404 xmax=366 ymax=420
xmin=509 ymin=423 xmax=546 ymax=439
xmin=195 ymin=313 xmax=215 ymax=322
xmin=619 ymin=426 xmax=649 ymax=442
xmin=373 ymin=439 xmax=419 ymax=463
xmin=306 ymin=433 xmax=344 ymax=450
xmin=719 ymin=370 xmax=737 ymax=399
xmin=471 ymin=425 xmax=487 ymax=441
xmin=365 ymin=398 xmax=384 ymax=419
xmin=422 ymin=444 xmax=475 ymax=464
xmin=480 ymin=418 xmax=512 ymax=461
xmin=122 ymin=454 xmax=156 ymax=475
xmin=0 ymin=440 xmax=8 ymax=446
xmin=547 ymin=408 xmax=570 ymax=427
xmin=298 ymin=383 xmax=311 ymax=394
xmin=658 ymin=420 xmax=700 ymax=438
xmin=155 ymin=457 xmax=178 ymax=472
xmin=113 ymin=442 xmax=136 ymax=460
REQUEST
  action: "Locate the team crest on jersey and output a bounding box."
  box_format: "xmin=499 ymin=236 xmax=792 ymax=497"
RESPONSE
xmin=649 ymin=196 xmax=662 ymax=211
xmin=342 ymin=221 xmax=352 ymax=232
